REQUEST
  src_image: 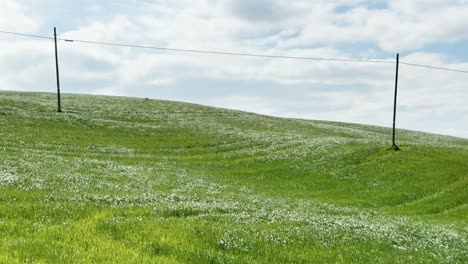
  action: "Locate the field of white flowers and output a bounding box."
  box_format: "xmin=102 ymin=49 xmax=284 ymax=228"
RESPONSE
xmin=0 ymin=91 xmax=467 ymax=263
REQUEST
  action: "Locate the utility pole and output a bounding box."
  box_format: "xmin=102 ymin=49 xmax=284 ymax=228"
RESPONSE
xmin=392 ymin=53 xmax=400 ymax=151
xmin=54 ymin=27 xmax=62 ymax=112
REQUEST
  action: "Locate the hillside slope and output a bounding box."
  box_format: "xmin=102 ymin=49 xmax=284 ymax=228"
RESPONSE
xmin=0 ymin=91 xmax=467 ymax=263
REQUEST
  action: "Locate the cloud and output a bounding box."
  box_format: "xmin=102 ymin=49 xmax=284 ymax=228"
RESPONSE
xmin=270 ymin=0 xmax=468 ymax=52
xmin=227 ymin=0 xmax=287 ymax=22
xmin=0 ymin=0 xmax=40 ymax=32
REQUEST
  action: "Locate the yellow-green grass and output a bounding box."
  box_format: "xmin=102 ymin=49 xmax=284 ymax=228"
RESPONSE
xmin=0 ymin=91 xmax=467 ymax=263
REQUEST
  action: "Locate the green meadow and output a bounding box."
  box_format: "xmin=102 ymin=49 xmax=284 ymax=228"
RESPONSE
xmin=0 ymin=91 xmax=467 ymax=263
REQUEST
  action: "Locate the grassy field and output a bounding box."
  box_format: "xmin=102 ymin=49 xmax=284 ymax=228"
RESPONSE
xmin=0 ymin=91 xmax=467 ymax=263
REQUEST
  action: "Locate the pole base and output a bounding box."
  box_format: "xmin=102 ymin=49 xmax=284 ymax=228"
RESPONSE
xmin=391 ymin=144 xmax=400 ymax=151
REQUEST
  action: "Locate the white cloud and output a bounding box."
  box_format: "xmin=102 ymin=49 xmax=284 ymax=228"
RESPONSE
xmin=0 ymin=0 xmax=40 ymax=32
xmin=269 ymin=0 xmax=468 ymax=52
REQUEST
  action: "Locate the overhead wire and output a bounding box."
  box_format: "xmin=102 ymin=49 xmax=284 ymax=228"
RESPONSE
xmin=1 ymin=29 xmax=468 ymax=74
xmin=399 ymin=62 xmax=468 ymax=74
xmin=0 ymin=30 xmax=53 ymax=40
xmin=57 ymin=38 xmax=395 ymax=64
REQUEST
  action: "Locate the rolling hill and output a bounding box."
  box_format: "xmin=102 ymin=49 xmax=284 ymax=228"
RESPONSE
xmin=0 ymin=91 xmax=467 ymax=263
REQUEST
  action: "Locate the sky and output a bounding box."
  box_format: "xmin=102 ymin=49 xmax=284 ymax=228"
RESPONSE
xmin=1 ymin=0 xmax=468 ymax=139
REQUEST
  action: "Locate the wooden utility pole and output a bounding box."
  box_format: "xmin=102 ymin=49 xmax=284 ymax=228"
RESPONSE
xmin=54 ymin=27 xmax=62 ymax=112
xmin=392 ymin=53 xmax=400 ymax=151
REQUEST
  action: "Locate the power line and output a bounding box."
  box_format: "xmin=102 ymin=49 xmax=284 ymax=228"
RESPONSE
xmin=2 ymin=29 xmax=468 ymax=74
xmin=60 ymin=38 xmax=468 ymax=73
xmin=400 ymin=62 xmax=468 ymax=74
xmin=0 ymin=30 xmax=393 ymax=64
xmin=59 ymin=38 xmax=395 ymax=64
xmin=0 ymin=30 xmax=53 ymax=40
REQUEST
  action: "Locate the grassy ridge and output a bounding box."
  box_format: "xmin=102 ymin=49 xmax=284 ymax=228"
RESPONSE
xmin=0 ymin=91 xmax=467 ymax=263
